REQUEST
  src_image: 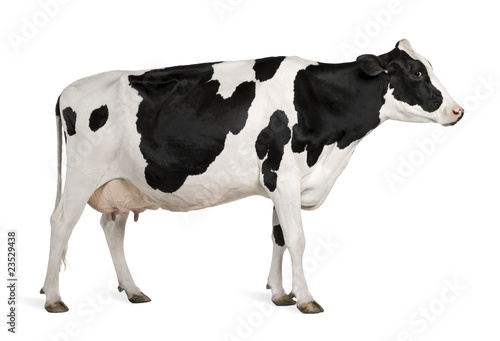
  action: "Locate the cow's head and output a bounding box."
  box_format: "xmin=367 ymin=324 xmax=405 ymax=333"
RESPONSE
xmin=357 ymin=39 xmax=464 ymax=126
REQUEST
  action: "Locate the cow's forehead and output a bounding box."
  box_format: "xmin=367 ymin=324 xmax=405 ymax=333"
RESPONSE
xmin=396 ymin=39 xmax=432 ymax=69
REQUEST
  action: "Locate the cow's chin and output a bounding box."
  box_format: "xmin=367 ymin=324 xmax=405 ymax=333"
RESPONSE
xmin=416 ymin=115 xmax=462 ymax=127
xmin=435 ymin=109 xmax=464 ymax=126
xmin=440 ymin=116 xmax=463 ymax=127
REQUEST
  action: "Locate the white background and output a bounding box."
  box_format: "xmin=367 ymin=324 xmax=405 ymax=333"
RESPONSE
xmin=1 ymin=0 xmax=499 ymax=340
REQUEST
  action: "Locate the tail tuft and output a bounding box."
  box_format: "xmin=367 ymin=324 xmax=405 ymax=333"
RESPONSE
xmin=60 ymin=246 xmax=68 ymax=271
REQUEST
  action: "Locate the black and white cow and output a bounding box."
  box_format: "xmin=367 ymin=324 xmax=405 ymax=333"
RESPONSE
xmin=41 ymin=39 xmax=464 ymax=313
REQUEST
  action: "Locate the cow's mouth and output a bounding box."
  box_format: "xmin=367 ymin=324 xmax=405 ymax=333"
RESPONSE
xmin=442 ymin=113 xmax=464 ymax=126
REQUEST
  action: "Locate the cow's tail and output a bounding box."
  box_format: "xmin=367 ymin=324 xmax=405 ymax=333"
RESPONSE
xmin=55 ymin=97 xmax=68 ymax=270
xmin=55 ymin=97 xmax=63 ymax=208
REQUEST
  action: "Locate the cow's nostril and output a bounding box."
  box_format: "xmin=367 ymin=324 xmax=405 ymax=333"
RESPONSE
xmin=453 ymin=107 xmax=464 ymax=116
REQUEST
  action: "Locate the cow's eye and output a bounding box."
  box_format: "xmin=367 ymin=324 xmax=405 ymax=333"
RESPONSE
xmin=414 ymin=71 xmax=423 ymax=78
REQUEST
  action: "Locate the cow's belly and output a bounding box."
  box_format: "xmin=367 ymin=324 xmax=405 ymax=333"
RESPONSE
xmin=88 ymin=169 xmax=264 ymax=219
xmin=144 ymin=151 xmax=265 ymax=211
xmin=156 ymin=178 xmax=264 ymax=212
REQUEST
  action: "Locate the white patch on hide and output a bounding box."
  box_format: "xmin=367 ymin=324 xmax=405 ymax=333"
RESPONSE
xmin=211 ymin=60 xmax=256 ymax=99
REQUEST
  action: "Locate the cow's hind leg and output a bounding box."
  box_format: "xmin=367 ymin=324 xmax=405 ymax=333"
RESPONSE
xmin=266 ymin=207 xmax=295 ymax=306
xmin=41 ymin=205 xmax=74 ymax=312
xmin=41 ymin=174 xmax=99 ymax=312
xmin=100 ymin=213 xmax=150 ymax=304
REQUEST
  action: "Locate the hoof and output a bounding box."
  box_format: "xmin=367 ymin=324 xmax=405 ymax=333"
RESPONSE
xmin=272 ymin=293 xmax=296 ymax=306
xmin=129 ymin=292 xmax=151 ymax=304
xmin=45 ymin=301 xmax=69 ymax=313
xmin=297 ymin=301 xmax=324 ymax=314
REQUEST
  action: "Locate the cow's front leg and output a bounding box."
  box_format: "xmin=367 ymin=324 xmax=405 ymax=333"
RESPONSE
xmin=100 ymin=213 xmax=150 ymax=304
xmin=266 ymin=207 xmax=295 ymax=306
xmin=271 ymin=190 xmax=324 ymax=314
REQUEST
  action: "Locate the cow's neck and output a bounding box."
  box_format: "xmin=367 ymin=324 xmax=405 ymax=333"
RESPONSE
xmin=291 ymin=60 xmax=390 ymax=168
xmin=295 ymin=60 xmax=390 ymax=209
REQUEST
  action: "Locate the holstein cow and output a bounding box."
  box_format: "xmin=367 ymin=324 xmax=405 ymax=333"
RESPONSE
xmin=41 ymin=39 xmax=464 ymax=313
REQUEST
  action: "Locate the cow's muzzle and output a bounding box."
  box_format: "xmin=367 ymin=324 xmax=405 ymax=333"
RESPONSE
xmin=452 ymin=106 xmax=464 ymax=124
xmin=453 ymin=106 xmax=465 ymax=118
xmin=443 ymin=106 xmax=464 ymax=126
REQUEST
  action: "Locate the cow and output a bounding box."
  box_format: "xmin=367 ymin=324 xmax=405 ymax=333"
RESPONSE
xmin=41 ymin=39 xmax=464 ymax=313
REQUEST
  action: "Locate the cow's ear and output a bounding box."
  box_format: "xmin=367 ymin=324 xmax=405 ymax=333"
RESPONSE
xmin=356 ymin=54 xmax=387 ymax=76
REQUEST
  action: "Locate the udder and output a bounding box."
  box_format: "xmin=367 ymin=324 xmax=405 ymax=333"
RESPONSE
xmin=88 ymin=179 xmax=160 ymax=222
